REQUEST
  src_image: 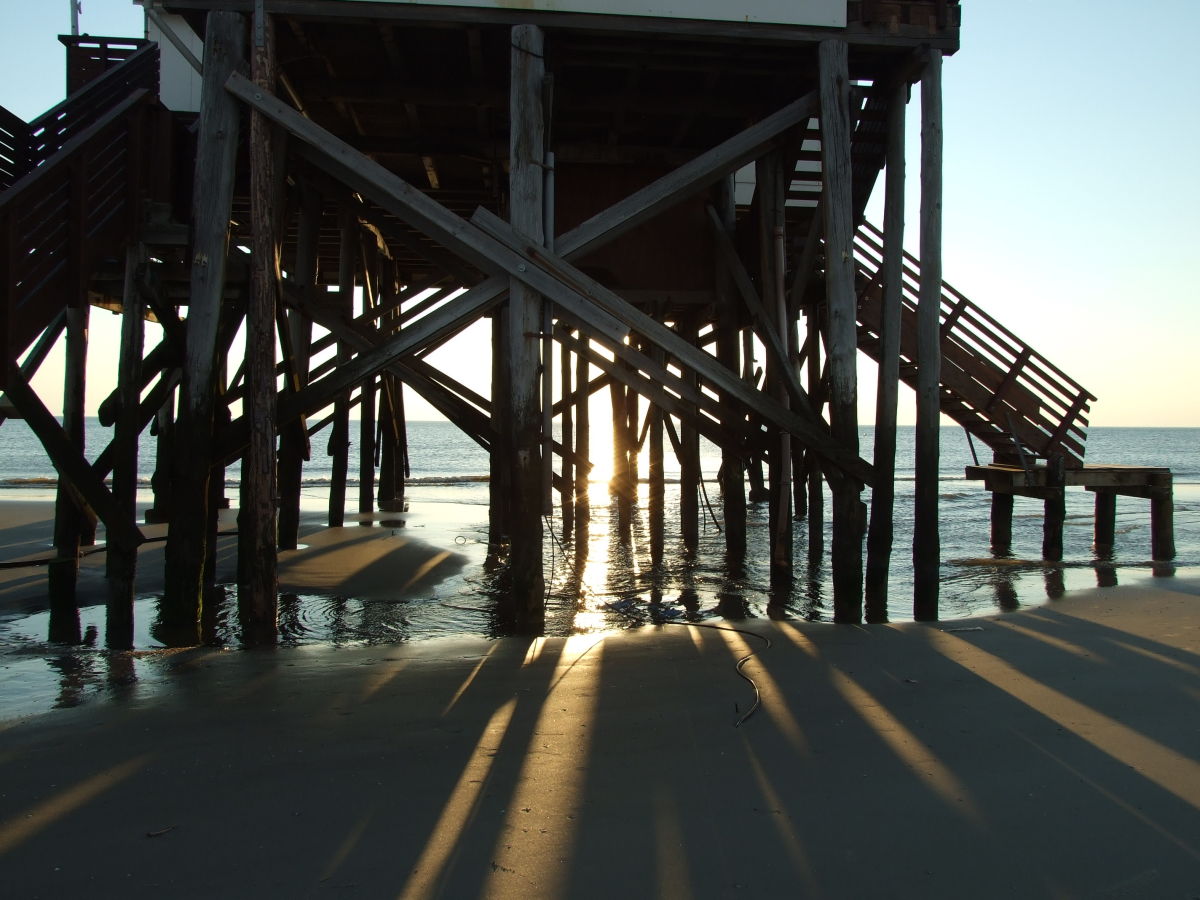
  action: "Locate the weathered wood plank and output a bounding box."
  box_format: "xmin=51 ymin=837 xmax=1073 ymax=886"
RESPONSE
xmin=820 ymin=38 xmax=865 ymax=622
xmin=163 ymin=10 xmax=245 ymax=626
xmin=913 ymin=48 xmax=943 ymax=620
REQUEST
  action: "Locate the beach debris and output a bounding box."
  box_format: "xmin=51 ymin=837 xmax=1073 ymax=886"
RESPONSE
xmin=941 ymin=626 xmax=985 ymax=633
xmin=145 ymin=825 xmax=176 ymax=838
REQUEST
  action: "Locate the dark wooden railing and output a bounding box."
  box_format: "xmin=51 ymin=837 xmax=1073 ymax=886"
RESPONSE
xmin=0 ymin=105 xmax=30 ymax=191
xmin=26 ymin=42 xmax=158 ymax=170
xmin=854 ymin=220 xmax=1095 ymax=466
xmin=61 ymin=35 xmax=150 ymax=95
xmin=1 ymin=38 xmax=162 ymax=378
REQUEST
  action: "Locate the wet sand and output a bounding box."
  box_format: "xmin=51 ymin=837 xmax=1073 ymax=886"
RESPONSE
xmin=1 ymin=522 xmax=1197 ymax=899
xmin=0 ymin=499 xmax=469 ymax=615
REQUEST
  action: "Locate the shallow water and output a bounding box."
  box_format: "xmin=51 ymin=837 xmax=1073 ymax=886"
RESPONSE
xmin=1 ymin=424 xmax=1197 ymax=717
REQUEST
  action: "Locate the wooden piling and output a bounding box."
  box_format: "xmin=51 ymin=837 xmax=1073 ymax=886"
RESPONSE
xmin=678 ymin=317 xmax=701 ymax=553
xmin=106 ymin=243 xmax=144 ymax=649
xmin=560 ymin=329 xmax=575 ymax=538
xmin=713 ymin=177 xmax=746 ymax=558
xmin=806 ymin=308 xmax=824 ymax=561
xmin=819 ymin=39 xmax=864 ymax=623
xmin=913 ymin=49 xmax=943 ymax=620
xmin=163 ymin=10 xmax=244 ymax=629
xmin=864 ymin=79 xmax=907 ymax=622
xmin=1149 ymin=473 xmax=1175 ymax=560
xmin=48 ymin=303 xmax=89 ymax=640
xmin=327 ymin=208 xmax=355 ymax=528
xmin=649 ymin=345 xmax=666 ymax=568
xmin=1093 ymin=490 xmax=1116 ymax=556
xmin=238 ymin=5 xmax=280 ymax=641
xmin=277 ymin=185 xmax=318 ymax=548
xmin=506 ymin=23 xmax=547 ymax=630
xmin=573 ymin=338 xmax=590 ymax=555
xmin=758 ymin=152 xmax=792 ymax=577
xmin=991 ymin=490 xmax=1014 ymax=554
xmin=610 ymin=378 xmax=633 ymax=541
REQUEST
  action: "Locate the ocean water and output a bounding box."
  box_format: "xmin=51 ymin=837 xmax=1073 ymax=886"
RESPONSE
xmin=0 ymin=418 xmax=1196 ymax=652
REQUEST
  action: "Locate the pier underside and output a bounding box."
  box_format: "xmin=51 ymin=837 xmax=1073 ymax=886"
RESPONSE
xmin=3 ymin=1 xmax=1167 ymax=647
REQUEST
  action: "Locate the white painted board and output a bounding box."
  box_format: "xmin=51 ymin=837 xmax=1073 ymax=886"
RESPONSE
xmin=334 ymin=0 xmax=846 ymax=28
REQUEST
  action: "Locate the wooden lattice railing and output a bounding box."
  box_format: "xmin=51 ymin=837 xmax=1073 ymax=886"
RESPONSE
xmin=26 ymin=42 xmax=158 ymax=169
xmin=1 ymin=44 xmax=160 ymax=378
xmin=854 ymin=220 xmax=1095 ymax=466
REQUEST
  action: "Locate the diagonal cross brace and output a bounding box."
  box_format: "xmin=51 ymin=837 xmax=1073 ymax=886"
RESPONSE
xmin=223 ymin=74 xmax=870 ymax=482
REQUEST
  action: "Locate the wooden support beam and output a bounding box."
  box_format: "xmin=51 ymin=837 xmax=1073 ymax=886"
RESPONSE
xmin=713 ymin=177 xmax=746 ymax=559
xmin=1149 ymin=475 xmax=1175 ymax=561
xmin=239 ymin=5 xmax=280 ymax=642
xmin=677 ymin=318 xmax=701 ymax=553
xmin=0 ymin=313 xmax=66 ymax=427
xmin=106 ymin=244 xmax=144 ymax=649
xmin=820 ymin=38 xmax=865 ymax=622
xmin=991 ymin=491 xmax=1014 ymax=555
xmin=48 ymin=302 xmax=90 ymax=637
xmin=229 ymin=74 xmax=867 ymax=479
xmin=758 ymin=151 xmax=791 ymax=577
xmin=560 ymin=326 xmax=575 ymax=538
xmin=163 ymin=10 xmax=244 ymax=631
xmin=913 ymin=49 xmax=943 ymax=620
xmin=1093 ymin=490 xmax=1116 ymax=557
xmin=865 ymin=79 xmax=907 ymax=622
xmin=3 ymin=364 xmax=142 ymax=551
xmin=277 ymin=183 xmax=318 ymax=549
xmin=328 ymin=207 xmax=355 ymax=528
xmin=574 ymin=338 xmax=591 ymax=553
xmin=504 ymin=23 xmax=547 ymax=630
xmin=649 ymin=343 xmax=666 ymax=569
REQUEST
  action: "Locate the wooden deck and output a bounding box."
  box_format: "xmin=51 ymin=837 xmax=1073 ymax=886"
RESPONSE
xmin=964 ymin=463 xmax=1175 ymax=562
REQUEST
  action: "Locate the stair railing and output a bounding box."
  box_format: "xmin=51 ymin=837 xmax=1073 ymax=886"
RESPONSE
xmin=853 ymin=220 xmax=1095 ymax=465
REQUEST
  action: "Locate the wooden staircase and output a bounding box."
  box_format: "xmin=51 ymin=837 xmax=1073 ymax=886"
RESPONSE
xmin=0 ymin=42 xmax=160 ymax=380
xmin=853 ymin=220 xmax=1095 ymax=466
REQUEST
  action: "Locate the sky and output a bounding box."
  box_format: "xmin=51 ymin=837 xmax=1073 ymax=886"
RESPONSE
xmin=1 ymin=0 xmax=1198 ymax=428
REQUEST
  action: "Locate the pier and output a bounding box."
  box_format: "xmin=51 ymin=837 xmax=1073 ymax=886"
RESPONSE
xmin=0 ymin=1 xmax=1175 ymax=645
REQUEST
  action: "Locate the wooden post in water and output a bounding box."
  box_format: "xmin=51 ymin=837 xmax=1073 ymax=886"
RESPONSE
xmin=506 ymin=23 xmax=546 ymax=630
xmin=560 ymin=330 xmax=575 ymax=538
xmin=378 ymin=267 xmax=407 ymax=512
xmin=913 ymin=49 xmax=943 ymax=620
xmin=573 ymin=339 xmax=590 ymax=555
xmin=163 ymin=10 xmax=244 ymax=631
xmin=991 ymin=490 xmax=1014 ymax=554
xmin=758 ymin=151 xmax=791 ymax=578
xmin=649 ymin=344 xmax=666 ymax=569
xmin=678 ymin=317 xmax=701 ymax=553
xmin=47 ymin=304 xmax=89 ymax=640
xmin=239 ymin=5 xmax=280 ymax=641
xmin=146 ymin=393 xmax=175 ymax=525
xmin=277 ymin=185 xmax=318 ymax=548
xmin=820 ymin=39 xmax=864 ymax=622
xmin=106 ymin=243 xmax=144 ymax=648
xmin=864 ymin=79 xmax=907 ymax=622
xmin=744 ymin=327 xmax=768 ymax=502
xmin=1093 ymin=490 xmax=1116 ymax=557
xmin=489 ymin=309 xmax=511 ymax=550
xmin=714 ymin=177 xmax=746 ymax=559
xmin=1149 ymin=474 xmax=1175 ymax=560
xmin=327 ymin=208 xmax=355 ymax=528
xmin=806 ymin=307 xmax=824 ymax=561
xmin=611 ymin=378 xmax=633 ymax=542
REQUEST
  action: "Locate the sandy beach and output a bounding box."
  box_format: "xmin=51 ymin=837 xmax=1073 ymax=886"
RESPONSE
xmin=0 ymin=498 xmax=1197 ymax=898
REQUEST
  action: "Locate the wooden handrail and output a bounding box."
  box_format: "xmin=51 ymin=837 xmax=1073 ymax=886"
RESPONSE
xmin=26 ymin=43 xmax=158 ymax=169
xmin=853 ymin=219 xmax=1093 ymax=464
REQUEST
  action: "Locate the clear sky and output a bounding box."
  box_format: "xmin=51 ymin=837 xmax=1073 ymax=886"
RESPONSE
xmin=2 ymin=0 xmax=1198 ymax=427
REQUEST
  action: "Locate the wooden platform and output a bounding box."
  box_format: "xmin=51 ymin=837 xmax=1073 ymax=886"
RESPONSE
xmin=965 ymin=463 xmax=1175 ymax=561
